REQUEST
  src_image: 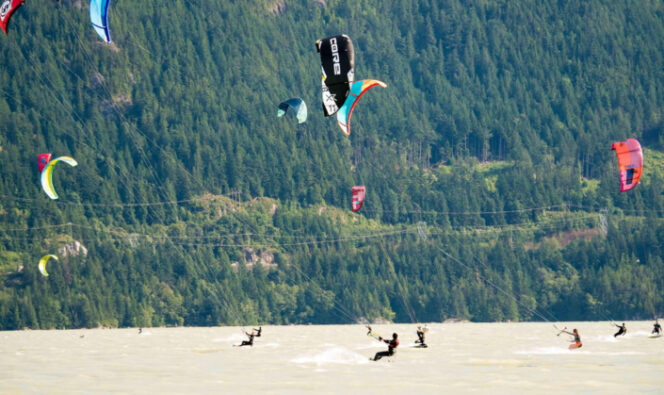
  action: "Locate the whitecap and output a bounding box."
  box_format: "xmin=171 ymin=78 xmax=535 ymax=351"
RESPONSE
xmin=291 ymin=346 xmax=369 ymax=365
xmin=256 ymin=342 xmax=280 ymax=348
xmin=213 ymin=333 xmax=245 ymax=343
xmin=514 ymin=346 xmax=588 ymax=355
xmin=467 ymin=358 xmax=530 ymax=367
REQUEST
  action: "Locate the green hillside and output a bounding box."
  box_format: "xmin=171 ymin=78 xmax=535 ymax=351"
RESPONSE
xmin=0 ymin=0 xmax=663 ymax=329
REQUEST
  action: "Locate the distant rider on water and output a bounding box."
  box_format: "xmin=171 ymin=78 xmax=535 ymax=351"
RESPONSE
xmin=415 ymin=326 xmax=427 ymax=347
xmin=371 ymin=333 xmax=399 ymax=361
xmin=562 ymin=328 xmax=582 ymax=350
xmin=237 ymin=330 xmax=255 ymax=347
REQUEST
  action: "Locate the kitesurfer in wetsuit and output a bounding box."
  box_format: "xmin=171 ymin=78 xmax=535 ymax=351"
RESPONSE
xmin=613 ymin=322 xmax=627 ymax=337
xmin=415 ymin=326 xmax=427 ymax=347
xmin=253 ymin=326 xmax=262 ymax=337
xmin=562 ymin=328 xmax=582 ymax=350
xmin=371 ymin=333 xmax=399 ymax=361
xmin=653 ymin=320 xmax=662 ymax=335
xmin=238 ymin=330 xmax=255 ymax=347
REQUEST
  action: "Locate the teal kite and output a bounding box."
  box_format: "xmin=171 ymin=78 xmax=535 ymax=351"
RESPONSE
xmin=277 ymin=98 xmax=307 ymax=124
xmin=336 ymin=79 xmax=386 ymax=136
xmin=90 ymin=0 xmax=111 ymax=43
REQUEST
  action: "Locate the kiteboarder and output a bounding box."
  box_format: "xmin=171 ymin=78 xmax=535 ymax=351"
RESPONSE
xmin=415 ymin=326 xmax=427 ymax=347
xmin=653 ymin=320 xmax=661 ymax=335
xmin=253 ymin=326 xmax=262 ymax=337
xmin=562 ymin=328 xmax=582 ymax=350
xmin=236 ymin=330 xmax=255 ymax=347
xmin=613 ymin=322 xmax=627 ymax=337
xmin=371 ymin=333 xmax=399 ymax=361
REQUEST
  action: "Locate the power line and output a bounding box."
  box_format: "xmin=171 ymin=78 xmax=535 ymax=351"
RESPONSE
xmin=432 ymin=240 xmax=559 ymax=323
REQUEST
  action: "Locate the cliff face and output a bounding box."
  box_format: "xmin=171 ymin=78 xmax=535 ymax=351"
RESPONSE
xmin=59 ymin=241 xmax=88 ymax=258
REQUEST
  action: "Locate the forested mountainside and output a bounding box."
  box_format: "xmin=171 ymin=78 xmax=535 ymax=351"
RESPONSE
xmin=1 ymin=0 xmax=663 ymax=329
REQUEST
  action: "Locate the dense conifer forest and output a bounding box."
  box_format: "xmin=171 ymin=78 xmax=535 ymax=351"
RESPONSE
xmin=1 ymin=0 xmax=663 ymax=329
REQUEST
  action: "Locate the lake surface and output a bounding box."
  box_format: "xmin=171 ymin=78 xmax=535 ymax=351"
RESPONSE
xmin=2 ymin=321 xmax=663 ymax=393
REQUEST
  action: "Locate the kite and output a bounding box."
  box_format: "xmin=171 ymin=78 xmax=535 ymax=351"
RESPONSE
xmin=352 ymin=185 xmax=365 ymax=212
xmin=40 ymin=156 xmax=78 ymax=199
xmin=336 ymin=79 xmax=386 ymax=136
xmin=316 ymin=34 xmax=354 ymax=117
xmin=0 ymin=0 xmax=24 ymax=34
xmin=277 ymin=97 xmax=307 ymax=124
xmin=90 ymin=0 xmax=111 ymax=43
xmin=38 ymin=254 xmax=58 ymax=277
xmin=2 ymin=0 xmax=112 ymax=40
xmin=611 ymin=138 xmax=643 ymax=192
xmin=38 ymin=153 xmax=52 ymax=173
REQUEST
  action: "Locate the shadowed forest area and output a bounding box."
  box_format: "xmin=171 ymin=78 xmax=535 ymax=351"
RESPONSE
xmin=0 ymin=0 xmax=663 ymax=329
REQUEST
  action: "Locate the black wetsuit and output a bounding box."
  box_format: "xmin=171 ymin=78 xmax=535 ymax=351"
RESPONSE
xmin=416 ymin=330 xmax=426 ymax=346
xmin=254 ymin=327 xmax=262 ymax=337
xmin=372 ymin=338 xmax=398 ymax=361
xmin=653 ymin=323 xmax=662 ymax=335
xmin=614 ymin=325 xmax=626 ymax=337
xmin=239 ymin=333 xmax=255 ymax=347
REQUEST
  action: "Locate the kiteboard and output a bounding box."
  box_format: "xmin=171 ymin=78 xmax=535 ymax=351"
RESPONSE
xmin=412 ymin=343 xmax=428 ymax=348
xmin=649 ymin=333 xmax=662 ymax=339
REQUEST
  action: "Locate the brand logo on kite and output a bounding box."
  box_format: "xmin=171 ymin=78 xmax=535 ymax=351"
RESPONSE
xmin=0 ymin=1 xmax=12 ymax=20
xmin=330 ymin=37 xmax=341 ymax=75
